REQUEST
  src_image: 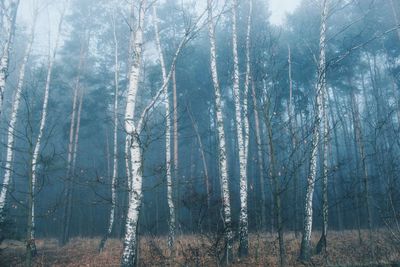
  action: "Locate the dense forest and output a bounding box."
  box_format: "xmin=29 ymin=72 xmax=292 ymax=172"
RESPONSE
xmin=0 ymin=0 xmax=400 ymax=266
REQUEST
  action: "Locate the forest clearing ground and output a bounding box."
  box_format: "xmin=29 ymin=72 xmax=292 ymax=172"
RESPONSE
xmin=0 ymin=230 xmax=399 ymax=266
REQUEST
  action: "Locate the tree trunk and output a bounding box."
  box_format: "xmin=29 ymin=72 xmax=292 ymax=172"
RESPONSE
xmin=251 ymin=80 xmax=266 ymax=232
xmin=187 ymin=105 xmax=211 ymax=225
xmin=0 ymin=12 xmax=35 ymax=229
xmin=300 ymin=0 xmax=328 ymax=261
xmin=0 ymin=0 xmax=19 ymax=119
xmin=121 ymin=1 xmax=145 ymax=266
xmin=172 ymin=69 xmax=179 ymax=208
xmin=350 ymin=89 xmax=373 ymax=234
xmin=287 ymin=45 xmax=300 ymax=237
xmin=29 ymin=2 xmax=67 ymax=257
xmin=153 ymin=5 xmax=176 ymax=253
xmin=231 ymin=0 xmax=249 ymax=257
xmin=263 ymin=80 xmax=286 ymax=267
xmin=60 ymin=35 xmax=88 ymax=246
xmin=207 ymin=0 xmax=233 ymax=264
xmin=317 ymin=82 xmax=329 ymax=254
xmin=99 ymin=10 xmax=119 ymax=253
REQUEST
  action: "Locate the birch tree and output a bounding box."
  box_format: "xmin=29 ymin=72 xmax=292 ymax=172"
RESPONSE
xmin=316 ymin=76 xmax=330 ymax=254
xmin=299 ymin=0 xmax=328 ymax=261
xmin=27 ymin=1 xmax=68 ymax=258
xmin=207 ymin=0 xmax=233 ymax=263
xmin=121 ymin=0 xmax=197 ymax=264
xmin=0 ymin=0 xmax=19 ymax=118
xmin=0 ymin=7 xmax=36 ymax=239
xmin=231 ymin=0 xmax=249 ymax=257
xmin=99 ymin=7 xmax=119 ymax=253
xmin=152 ymin=4 xmax=176 ymax=253
xmin=120 ymin=2 xmax=146 ymax=263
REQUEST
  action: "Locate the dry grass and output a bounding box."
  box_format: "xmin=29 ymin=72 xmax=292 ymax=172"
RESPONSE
xmin=1 ymin=230 xmax=399 ymax=266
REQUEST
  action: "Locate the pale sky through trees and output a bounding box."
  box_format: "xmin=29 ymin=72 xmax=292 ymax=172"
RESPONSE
xmin=18 ymin=0 xmax=302 ymax=41
xmin=270 ymin=0 xmax=301 ymax=25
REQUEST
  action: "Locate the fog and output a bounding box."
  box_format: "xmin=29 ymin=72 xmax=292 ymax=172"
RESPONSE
xmin=1 ymin=0 xmax=400 ymax=266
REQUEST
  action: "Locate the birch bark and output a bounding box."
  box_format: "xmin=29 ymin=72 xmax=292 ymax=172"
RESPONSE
xmin=121 ymin=1 xmax=197 ymax=264
xmin=29 ymin=2 xmax=67 ymax=256
xmin=317 ymin=83 xmax=329 ymax=254
xmin=99 ymin=9 xmax=119 ymax=252
xmin=231 ymin=0 xmax=249 ymax=257
xmin=152 ymin=5 xmax=175 ymax=252
xmin=121 ymin=1 xmax=145 ymax=265
xmin=207 ymin=0 xmax=233 ymax=263
xmin=299 ymin=0 xmax=328 ymax=261
xmin=0 ymin=0 xmax=19 ymax=119
xmin=0 ymin=9 xmax=36 ymax=232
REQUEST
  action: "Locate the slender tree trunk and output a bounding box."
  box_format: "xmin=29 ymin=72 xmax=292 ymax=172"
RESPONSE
xmin=152 ymin=5 xmax=176 ymax=253
xmin=251 ymin=81 xmax=266 ymax=231
xmin=287 ymin=45 xmax=300 ymax=237
xmin=0 ymin=0 xmax=19 ymax=120
xmin=172 ymin=69 xmax=178 ymax=205
xmin=28 ymin=2 xmax=67 ymax=257
xmin=207 ymin=0 xmax=233 ymax=264
xmin=263 ymin=80 xmax=286 ymax=267
xmin=99 ymin=10 xmax=119 ymax=253
xmin=0 ymin=12 xmax=35 ymax=228
xmin=300 ymin=0 xmax=328 ymax=261
xmin=350 ymin=89 xmax=373 ymax=234
xmin=63 ymin=80 xmax=84 ymax=245
xmin=231 ymin=0 xmax=249 ymax=257
xmin=327 ymin=92 xmax=344 ymax=231
xmin=317 ymin=83 xmax=329 ymax=254
xmin=60 ymin=36 xmax=87 ymax=246
xmin=187 ymin=105 xmax=211 ymax=219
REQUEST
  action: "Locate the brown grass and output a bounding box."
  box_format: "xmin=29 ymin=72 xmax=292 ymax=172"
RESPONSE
xmin=1 ymin=230 xmax=399 ymax=266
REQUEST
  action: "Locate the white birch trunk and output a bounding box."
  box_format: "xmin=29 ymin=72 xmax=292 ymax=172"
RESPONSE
xmin=99 ymin=9 xmax=119 ymax=252
xmin=172 ymin=70 xmax=178 ymax=190
xmin=29 ymin=2 xmax=67 ymax=255
xmin=317 ymin=84 xmax=329 ymax=254
xmin=0 ymin=0 xmax=19 ymax=119
xmin=152 ymin=5 xmax=175 ymax=252
xmin=121 ymin=1 xmax=194 ymax=264
xmin=243 ymin=0 xmax=252 ymax=159
xmin=125 ymin=136 xmax=132 ymax=199
xmin=121 ymin=1 xmax=145 ymax=265
xmin=300 ymin=0 xmax=328 ymax=261
xmin=0 ymin=14 xmax=35 ymax=224
xmin=207 ymin=0 xmax=233 ymax=263
xmin=231 ymin=0 xmax=249 ymax=257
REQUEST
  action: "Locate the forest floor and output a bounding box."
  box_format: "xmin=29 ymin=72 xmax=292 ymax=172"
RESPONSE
xmin=0 ymin=230 xmax=399 ymax=266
